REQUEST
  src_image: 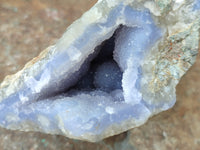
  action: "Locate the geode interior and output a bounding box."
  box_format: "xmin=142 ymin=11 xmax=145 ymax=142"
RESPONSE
xmin=0 ymin=0 xmax=199 ymax=142
xmin=62 ymin=28 xmax=123 ymax=95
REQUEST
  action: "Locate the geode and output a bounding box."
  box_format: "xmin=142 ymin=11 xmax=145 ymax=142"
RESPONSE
xmin=0 ymin=0 xmax=199 ymax=142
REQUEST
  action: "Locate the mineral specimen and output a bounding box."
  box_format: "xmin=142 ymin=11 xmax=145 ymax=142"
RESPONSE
xmin=0 ymin=0 xmax=199 ymax=142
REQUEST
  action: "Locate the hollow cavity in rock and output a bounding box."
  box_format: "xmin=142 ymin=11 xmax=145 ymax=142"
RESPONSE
xmin=67 ymin=27 xmax=123 ymax=95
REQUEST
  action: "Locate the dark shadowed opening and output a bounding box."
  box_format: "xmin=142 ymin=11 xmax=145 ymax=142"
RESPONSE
xmin=66 ymin=26 xmax=123 ymax=94
xmin=36 ymin=26 xmax=124 ymax=101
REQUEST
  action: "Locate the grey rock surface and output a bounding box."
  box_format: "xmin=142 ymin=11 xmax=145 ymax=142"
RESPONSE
xmin=0 ymin=0 xmax=199 ymax=148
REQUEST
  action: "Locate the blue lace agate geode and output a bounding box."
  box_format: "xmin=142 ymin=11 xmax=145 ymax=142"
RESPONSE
xmin=0 ymin=0 xmax=199 ymax=142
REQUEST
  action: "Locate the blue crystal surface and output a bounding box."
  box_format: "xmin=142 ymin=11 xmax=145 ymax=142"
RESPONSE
xmin=0 ymin=3 xmax=166 ymax=141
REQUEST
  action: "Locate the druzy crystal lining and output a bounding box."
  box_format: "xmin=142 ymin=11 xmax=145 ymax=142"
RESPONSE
xmin=0 ymin=0 xmax=199 ymax=142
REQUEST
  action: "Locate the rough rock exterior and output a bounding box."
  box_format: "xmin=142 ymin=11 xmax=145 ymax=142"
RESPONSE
xmin=0 ymin=0 xmax=199 ymax=142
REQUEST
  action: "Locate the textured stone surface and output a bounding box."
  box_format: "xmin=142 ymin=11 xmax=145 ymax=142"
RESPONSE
xmin=0 ymin=0 xmax=200 ymax=149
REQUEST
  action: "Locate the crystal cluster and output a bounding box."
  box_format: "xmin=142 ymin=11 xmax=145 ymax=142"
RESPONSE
xmin=0 ymin=0 xmax=199 ymax=142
